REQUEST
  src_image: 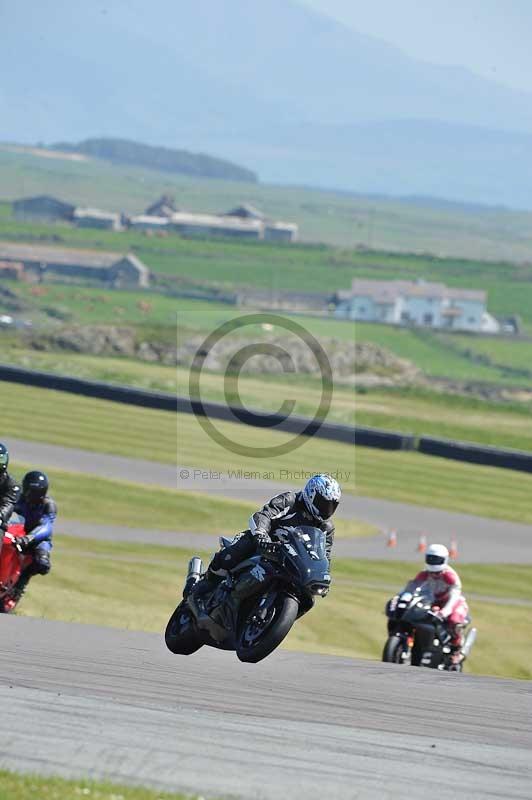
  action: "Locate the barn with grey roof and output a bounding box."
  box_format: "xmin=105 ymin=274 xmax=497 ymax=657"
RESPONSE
xmin=0 ymin=242 xmax=149 ymax=288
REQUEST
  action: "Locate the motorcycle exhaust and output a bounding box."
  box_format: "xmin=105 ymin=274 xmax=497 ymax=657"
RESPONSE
xmin=462 ymin=627 xmax=477 ymax=659
xmin=188 ymin=557 xmax=204 ymax=581
xmin=188 ymin=557 xmax=203 ymax=577
xmin=182 ymin=557 xmax=204 ymax=598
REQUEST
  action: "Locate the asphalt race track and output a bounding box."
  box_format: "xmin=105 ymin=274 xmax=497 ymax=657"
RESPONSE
xmin=3 ymin=436 xmax=532 ymax=795
xmin=0 ymin=617 xmax=530 ymax=800
xmin=9 ymin=437 xmax=532 ymax=562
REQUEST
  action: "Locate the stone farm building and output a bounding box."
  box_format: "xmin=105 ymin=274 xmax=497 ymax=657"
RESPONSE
xmin=0 ymin=260 xmax=25 ymax=280
xmin=12 ymin=195 xmax=75 ymax=221
xmin=73 ymin=207 xmax=122 ymax=230
xmin=130 ymin=197 xmax=298 ymax=242
xmin=0 ymin=242 xmax=149 ymax=288
xmin=11 ymin=194 xmax=298 ymax=242
xmin=144 ymin=195 xmax=179 ymax=218
xmin=224 ymin=204 xmax=265 ymax=220
xmin=335 ymin=278 xmax=499 ymax=333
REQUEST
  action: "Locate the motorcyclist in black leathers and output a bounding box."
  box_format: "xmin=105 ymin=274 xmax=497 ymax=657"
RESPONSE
xmin=192 ymin=474 xmax=341 ymax=597
xmin=0 ymin=443 xmax=21 ymax=542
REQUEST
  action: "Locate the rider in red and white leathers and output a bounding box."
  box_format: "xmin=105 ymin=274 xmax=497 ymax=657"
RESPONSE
xmin=402 ymin=543 xmax=469 ymax=662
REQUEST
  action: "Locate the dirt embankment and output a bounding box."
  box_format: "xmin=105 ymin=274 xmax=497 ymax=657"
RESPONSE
xmin=12 ymin=323 xmax=532 ymax=401
xmin=21 ymin=325 xmax=421 ymax=385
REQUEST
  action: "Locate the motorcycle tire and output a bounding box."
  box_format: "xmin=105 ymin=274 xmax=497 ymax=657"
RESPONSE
xmin=382 ymin=634 xmax=408 ymax=664
xmin=236 ymin=593 xmax=299 ymax=664
xmin=164 ymin=602 xmax=203 ymax=655
xmin=0 ymin=594 xmax=20 ymax=614
xmin=411 ymin=636 xmax=425 ymax=666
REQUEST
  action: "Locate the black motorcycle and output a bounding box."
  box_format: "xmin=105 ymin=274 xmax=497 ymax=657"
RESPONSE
xmin=382 ymin=588 xmax=477 ymax=671
xmin=165 ymin=526 xmax=331 ymax=663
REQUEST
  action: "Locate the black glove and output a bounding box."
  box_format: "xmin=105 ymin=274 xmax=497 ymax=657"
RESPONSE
xmin=255 ymin=532 xmax=279 ymax=554
xmin=16 ymin=535 xmax=34 ymax=552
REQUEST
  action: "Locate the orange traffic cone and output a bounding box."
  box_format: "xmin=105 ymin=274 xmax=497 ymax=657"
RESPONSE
xmin=417 ymin=534 xmax=427 ymax=553
xmin=387 ymin=530 xmax=397 ymax=548
xmin=449 ymin=537 xmax=458 ymax=559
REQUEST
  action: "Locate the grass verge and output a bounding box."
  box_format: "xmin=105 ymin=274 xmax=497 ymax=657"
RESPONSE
xmin=10 ymin=462 xmax=373 ymax=540
xmin=17 ymin=537 xmax=532 ymax=680
xmin=6 ymin=382 xmax=532 ymax=523
xmin=0 ymin=770 xmax=201 ymax=800
xmin=355 ymin=387 xmax=532 ymax=451
xmin=0 ymin=345 xmax=356 ymax=425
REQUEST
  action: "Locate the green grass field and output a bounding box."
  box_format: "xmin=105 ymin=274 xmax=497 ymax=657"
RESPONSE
xmin=354 ymin=387 xmax=532 ymax=451
xmin=18 ymin=537 xmax=532 ymax=680
xmin=3 ymin=184 xmax=532 ymax=327
xmin=8 ymin=349 xmax=527 ymax=452
xmin=0 ymin=770 xmax=198 ymax=800
xmin=13 ymin=327 xmax=523 ymax=440
xmin=355 ymin=322 xmax=532 ymax=385
xmin=0 ymin=340 xmax=357 ymax=425
xmin=3 ymin=147 xmax=532 ymax=260
xmin=449 ymin=333 xmax=532 ymax=377
xmin=5 ymin=382 xmax=532 ymax=523
xmin=9 ymin=462 xmax=372 ymax=539
xmin=3 ymin=277 xmax=532 ymax=395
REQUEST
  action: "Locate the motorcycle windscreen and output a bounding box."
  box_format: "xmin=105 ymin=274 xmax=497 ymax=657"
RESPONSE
xmin=402 ymin=591 xmax=436 ymax=625
xmin=277 ymin=525 xmax=330 ymax=585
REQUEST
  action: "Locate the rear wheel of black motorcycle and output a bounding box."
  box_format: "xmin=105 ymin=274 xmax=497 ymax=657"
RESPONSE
xmin=236 ymin=594 xmax=299 ymax=664
xmin=164 ymin=603 xmax=203 ymax=655
xmin=382 ymin=634 xmax=407 ymax=664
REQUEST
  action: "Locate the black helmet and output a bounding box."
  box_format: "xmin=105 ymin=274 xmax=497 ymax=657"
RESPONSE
xmin=22 ymin=471 xmax=49 ymax=504
xmin=0 ymin=443 xmax=8 ymax=474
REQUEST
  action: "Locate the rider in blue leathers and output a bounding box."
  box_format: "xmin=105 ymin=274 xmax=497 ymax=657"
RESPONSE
xmin=13 ymin=471 xmax=57 ymax=600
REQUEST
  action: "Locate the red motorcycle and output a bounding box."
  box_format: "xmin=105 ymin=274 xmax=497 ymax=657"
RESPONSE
xmin=0 ymin=522 xmax=33 ymax=613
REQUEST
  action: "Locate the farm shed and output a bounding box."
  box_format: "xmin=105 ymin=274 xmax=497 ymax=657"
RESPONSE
xmin=0 ymin=242 xmax=149 ymax=288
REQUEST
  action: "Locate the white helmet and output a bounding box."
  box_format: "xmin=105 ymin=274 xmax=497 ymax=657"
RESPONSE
xmin=302 ymin=474 xmax=341 ymax=522
xmin=425 ymin=543 xmax=449 ymax=572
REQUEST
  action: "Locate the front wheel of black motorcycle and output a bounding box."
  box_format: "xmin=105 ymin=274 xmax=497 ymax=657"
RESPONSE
xmin=236 ymin=593 xmax=299 ymax=664
xmin=382 ymin=634 xmax=408 ymax=664
xmin=164 ymin=602 xmax=203 ymax=655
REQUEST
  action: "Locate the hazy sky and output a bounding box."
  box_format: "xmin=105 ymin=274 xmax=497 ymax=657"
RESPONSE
xmin=302 ymin=0 xmax=532 ymax=93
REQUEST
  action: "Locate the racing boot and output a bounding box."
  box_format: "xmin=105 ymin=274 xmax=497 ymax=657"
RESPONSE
xmin=447 ymin=638 xmax=465 ymax=671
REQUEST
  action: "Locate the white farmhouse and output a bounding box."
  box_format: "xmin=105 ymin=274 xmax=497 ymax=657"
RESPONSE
xmin=335 ymin=279 xmax=499 ymax=333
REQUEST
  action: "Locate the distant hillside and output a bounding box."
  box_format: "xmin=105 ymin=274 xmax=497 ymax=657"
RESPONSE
xmin=4 ymin=1 xmax=532 ymax=205
xmin=51 ymin=138 xmax=257 ymax=184
xmin=4 ymin=148 xmax=532 ymax=262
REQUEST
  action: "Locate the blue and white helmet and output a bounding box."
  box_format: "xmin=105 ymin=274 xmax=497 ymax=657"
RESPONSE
xmin=302 ymin=474 xmax=341 ymax=522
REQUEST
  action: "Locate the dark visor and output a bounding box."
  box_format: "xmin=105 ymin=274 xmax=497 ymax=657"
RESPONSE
xmin=314 ymin=495 xmax=338 ymax=519
xmin=426 ymin=554 xmax=445 ymax=565
xmin=25 ymin=487 xmax=46 ymax=501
